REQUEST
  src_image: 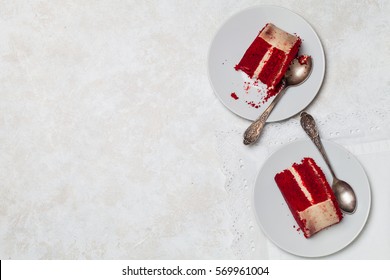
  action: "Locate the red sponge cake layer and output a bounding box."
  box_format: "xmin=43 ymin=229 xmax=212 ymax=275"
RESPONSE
xmin=235 ymin=23 xmax=301 ymax=88
xmin=274 ymin=157 xmax=343 ymax=238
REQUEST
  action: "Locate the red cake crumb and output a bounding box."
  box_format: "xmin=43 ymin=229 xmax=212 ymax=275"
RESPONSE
xmin=231 ymin=76 xmax=284 ymax=109
xmin=246 ymin=100 xmax=259 ymax=108
xmin=231 ymin=92 xmax=239 ymax=100
xmin=298 ymin=55 xmax=310 ymax=65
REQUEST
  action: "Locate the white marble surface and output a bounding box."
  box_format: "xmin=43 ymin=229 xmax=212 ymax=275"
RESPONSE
xmin=0 ymin=0 xmax=389 ymax=259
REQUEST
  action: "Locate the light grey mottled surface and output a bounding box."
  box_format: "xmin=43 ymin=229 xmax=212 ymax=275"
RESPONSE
xmin=0 ymin=0 xmax=388 ymax=259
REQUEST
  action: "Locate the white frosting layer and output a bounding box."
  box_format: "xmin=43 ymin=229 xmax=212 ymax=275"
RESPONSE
xmin=258 ymin=23 xmax=299 ymax=53
xmin=298 ymin=199 xmax=340 ymax=237
xmin=253 ymin=49 xmax=273 ymax=79
xmin=289 ymin=166 xmax=314 ymax=203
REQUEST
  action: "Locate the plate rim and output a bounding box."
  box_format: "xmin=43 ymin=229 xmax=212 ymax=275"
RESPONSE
xmin=251 ymin=138 xmax=371 ymax=258
xmin=207 ymin=4 xmax=326 ymax=122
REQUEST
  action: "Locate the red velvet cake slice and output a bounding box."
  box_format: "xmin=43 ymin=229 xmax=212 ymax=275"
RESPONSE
xmin=274 ymin=157 xmax=343 ymax=238
xmin=235 ymin=23 xmax=301 ymax=89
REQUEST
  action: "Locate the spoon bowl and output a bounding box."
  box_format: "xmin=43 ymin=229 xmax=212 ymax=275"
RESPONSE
xmin=300 ymin=112 xmax=357 ymax=214
xmin=243 ymin=56 xmax=313 ymax=145
xmin=332 ymin=178 xmax=357 ymax=214
xmin=284 ymin=56 xmax=313 ymax=85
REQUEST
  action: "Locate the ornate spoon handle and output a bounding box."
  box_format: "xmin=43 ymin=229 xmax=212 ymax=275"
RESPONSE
xmin=300 ymin=112 xmax=336 ymax=179
xmin=243 ymin=82 xmax=287 ymax=145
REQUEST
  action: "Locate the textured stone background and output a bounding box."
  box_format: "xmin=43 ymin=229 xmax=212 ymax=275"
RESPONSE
xmin=0 ymin=0 xmax=388 ymax=259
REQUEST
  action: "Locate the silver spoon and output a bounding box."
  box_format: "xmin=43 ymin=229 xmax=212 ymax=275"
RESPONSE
xmin=243 ymin=56 xmax=313 ymax=145
xmin=300 ymin=111 xmax=357 ymax=214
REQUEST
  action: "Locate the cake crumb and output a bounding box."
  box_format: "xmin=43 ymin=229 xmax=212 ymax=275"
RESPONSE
xmin=298 ymin=55 xmax=310 ymax=65
xmin=231 ymin=92 xmax=239 ymax=100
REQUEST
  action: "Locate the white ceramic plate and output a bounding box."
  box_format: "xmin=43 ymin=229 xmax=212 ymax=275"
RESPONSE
xmin=253 ymin=140 xmax=371 ymax=257
xmin=208 ymin=5 xmax=325 ymax=121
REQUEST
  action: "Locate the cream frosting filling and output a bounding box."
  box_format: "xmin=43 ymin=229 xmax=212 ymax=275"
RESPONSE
xmin=289 ymin=166 xmax=314 ymax=203
xmin=253 ymin=49 xmax=273 ymax=79
xmin=258 ymin=23 xmax=298 ymax=53
xmin=298 ymin=199 xmax=340 ymax=236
